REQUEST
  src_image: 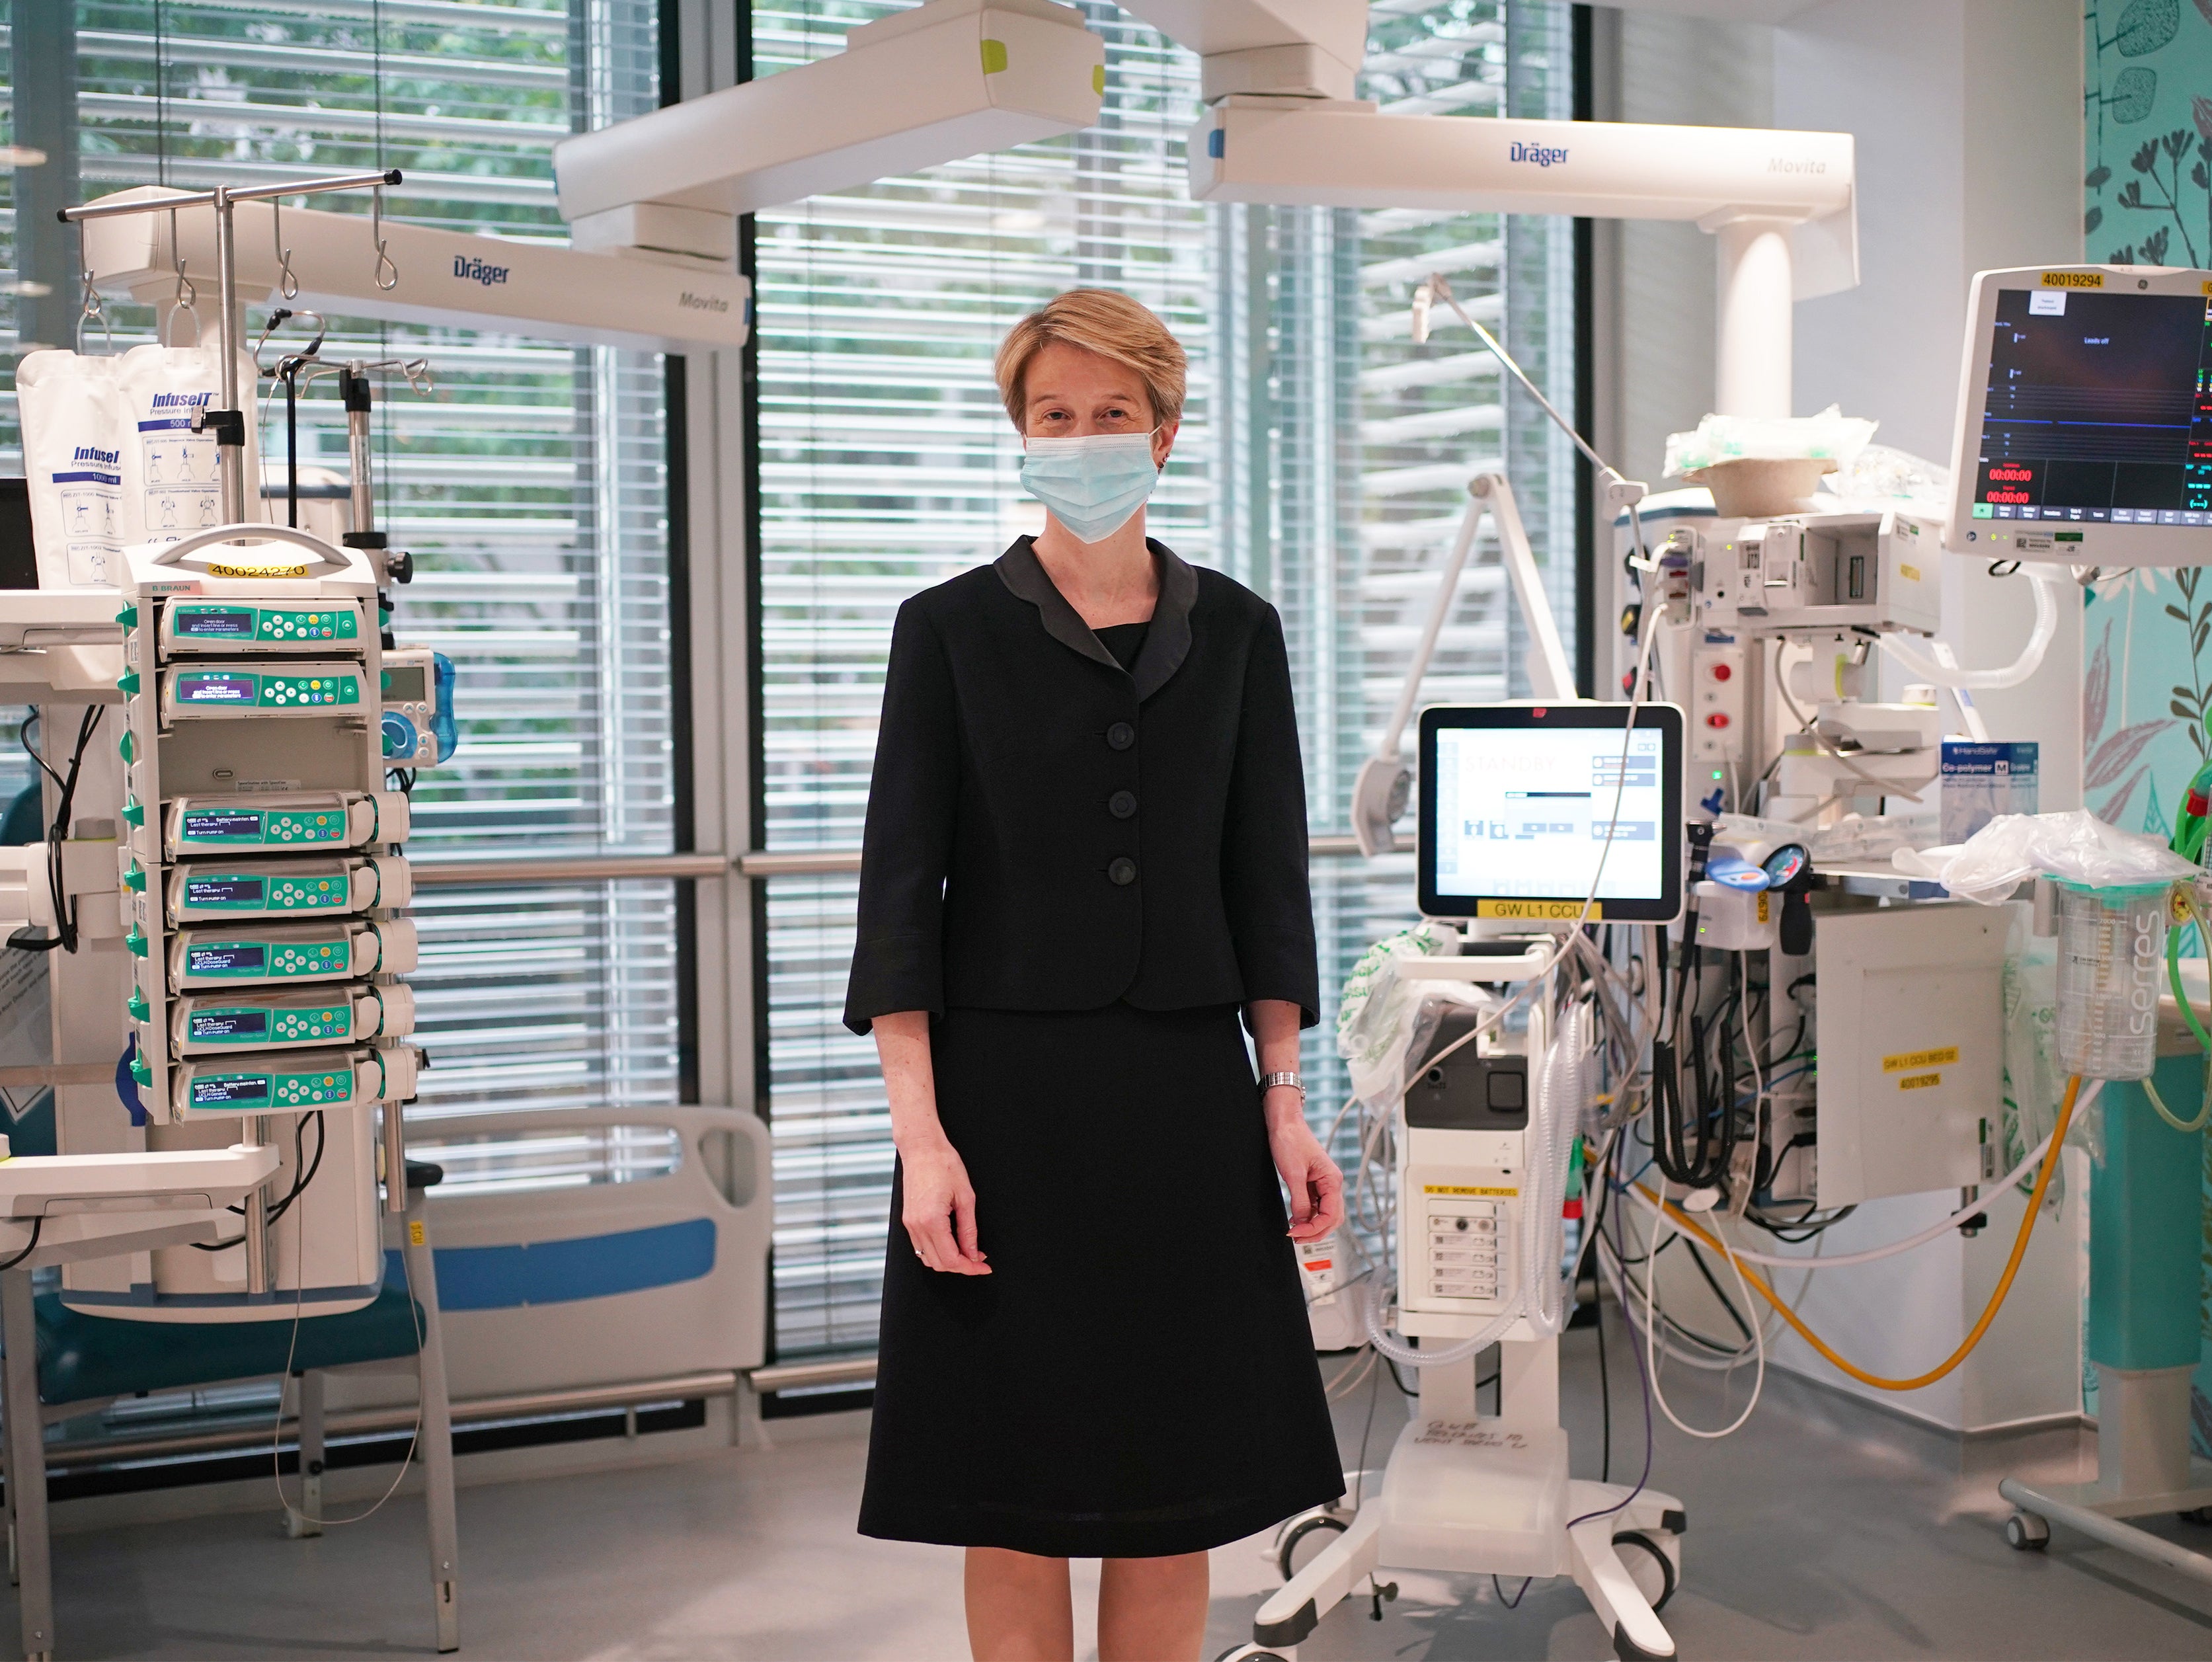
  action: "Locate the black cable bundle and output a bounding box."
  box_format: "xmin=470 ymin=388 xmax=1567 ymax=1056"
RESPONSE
xmin=7 ymin=707 xmax=104 ymax=955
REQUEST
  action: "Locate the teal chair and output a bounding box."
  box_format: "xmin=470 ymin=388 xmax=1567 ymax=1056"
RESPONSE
xmin=1 ymin=1161 xmax=459 ymax=1657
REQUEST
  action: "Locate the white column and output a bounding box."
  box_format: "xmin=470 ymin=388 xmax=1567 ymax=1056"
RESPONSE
xmin=1710 ymin=214 xmax=1796 ymax=417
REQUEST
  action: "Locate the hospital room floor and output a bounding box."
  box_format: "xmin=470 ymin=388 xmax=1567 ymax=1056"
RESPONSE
xmin=32 ymin=1312 xmax=2212 ymax=1661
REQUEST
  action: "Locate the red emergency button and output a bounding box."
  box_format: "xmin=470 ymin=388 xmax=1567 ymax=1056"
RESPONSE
xmin=1706 ymin=713 xmax=1731 ymax=729
xmin=1710 ymin=662 xmax=1733 ymax=681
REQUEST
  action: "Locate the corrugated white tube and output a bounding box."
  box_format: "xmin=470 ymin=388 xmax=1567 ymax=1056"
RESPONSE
xmin=1875 ymin=567 xmax=2060 ymax=691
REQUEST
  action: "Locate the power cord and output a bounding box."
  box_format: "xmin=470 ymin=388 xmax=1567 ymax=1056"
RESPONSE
xmin=7 ymin=707 xmax=104 ymax=955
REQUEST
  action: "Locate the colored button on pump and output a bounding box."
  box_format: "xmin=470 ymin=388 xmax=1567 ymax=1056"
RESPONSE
xmin=1107 ymin=857 xmax=1138 ymax=886
xmin=1109 ymin=790 xmax=1136 ymax=819
xmin=1105 ymin=721 xmax=1135 ymax=750
xmin=1706 ymin=712 xmax=1731 ymax=729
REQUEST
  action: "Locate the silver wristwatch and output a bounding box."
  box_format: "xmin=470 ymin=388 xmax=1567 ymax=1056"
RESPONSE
xmin=1257 ymin=1070 xmax=1304 ymax=1097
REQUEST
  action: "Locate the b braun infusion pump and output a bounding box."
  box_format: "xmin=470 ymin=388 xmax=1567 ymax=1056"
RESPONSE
xmin=90 ymin=532 xmax=425 ymax=1322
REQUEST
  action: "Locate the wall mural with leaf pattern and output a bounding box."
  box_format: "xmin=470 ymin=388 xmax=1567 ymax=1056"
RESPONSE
xmin=2082 ymin=0 xmax=2212 ymax=1458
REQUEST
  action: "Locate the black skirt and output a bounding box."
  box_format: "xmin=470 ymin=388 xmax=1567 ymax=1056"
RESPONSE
xmin=858 ymin=1003 xmax=1346 ymax=1559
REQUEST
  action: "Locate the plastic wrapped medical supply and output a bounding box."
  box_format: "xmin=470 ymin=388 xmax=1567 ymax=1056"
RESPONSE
xmin=1816 ymin=442 xmax=1952 ymax=515
xmin=2053 ymin=883 xmax=2166 ymax=1081
xmin=1337 ymin=922 xmax=1493 ymax=1109
xmin=1661 ymin=403 xmax=1879 ymax=479
xmin=17 ymin=350 xmax=128 ymax=585
xmin=1940 ymin=742 xmax=2039 ymax=845
xmin=1893 ymin=809 xmax=2198 ymax=905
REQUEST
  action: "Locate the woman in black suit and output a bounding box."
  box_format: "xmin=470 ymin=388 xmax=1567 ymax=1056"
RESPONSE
xmin=845 ymin=288 xmax=1345 ymax=1662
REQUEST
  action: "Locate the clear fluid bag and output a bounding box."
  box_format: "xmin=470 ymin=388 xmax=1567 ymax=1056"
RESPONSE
xmin=2054 ymin=883 xmax=2169 ymax=1081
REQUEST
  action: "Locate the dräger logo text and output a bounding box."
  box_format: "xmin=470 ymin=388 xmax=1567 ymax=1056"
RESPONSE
xmin=1509 ymin=141 xmax=1568 ymax=168
xmin=679 ymin=292 xmax=730 ymax=313
xmin=453 ymin=256 xmax=510 ymax=287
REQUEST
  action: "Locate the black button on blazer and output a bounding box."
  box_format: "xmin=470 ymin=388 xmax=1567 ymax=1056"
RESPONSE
xmin=842 ymin=536 xmax=1321 ymax=1035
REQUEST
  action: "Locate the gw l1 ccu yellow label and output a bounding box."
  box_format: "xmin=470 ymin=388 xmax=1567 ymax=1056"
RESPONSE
xmin=2040 ymin=271 xmax=2103 ymax=288
xmin=1476 ymin=899 xmax=1597 ymax=921
xmin=1424 ymin=1185 xmax=1519 ymax=1197
xmin=1882 ymin=1045 xmax=1957 ymax=1074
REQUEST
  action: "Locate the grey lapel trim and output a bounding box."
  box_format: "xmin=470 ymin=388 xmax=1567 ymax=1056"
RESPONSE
xmin=994 ymin=538 xmax=1119 ymax=671
xmin=992 ymin=537 xmax=1198 ymax=701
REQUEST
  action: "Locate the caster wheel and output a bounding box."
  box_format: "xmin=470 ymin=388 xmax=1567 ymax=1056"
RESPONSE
xmin=1611 ymin=1530 xmax=1677 ymax=1612
xmin=2005 ymin=1511 xmax=2050 ymax=1552
xmin=1211 ymin=1650 xmax=1289 ymax=1662
xmin=2177 ymin=1505 xmax=2212 ymax=1526
xmin=1277 ymin=1512 xmax=1350 ymax=1581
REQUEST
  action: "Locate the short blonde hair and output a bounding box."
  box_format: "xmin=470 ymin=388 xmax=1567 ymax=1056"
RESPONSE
xmin=994 ymin=289 xmax=1187 ymax=431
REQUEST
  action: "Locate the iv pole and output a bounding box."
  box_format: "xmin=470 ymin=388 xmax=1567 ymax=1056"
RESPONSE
xmin=61 ymin=169 xmax=404 ymax=528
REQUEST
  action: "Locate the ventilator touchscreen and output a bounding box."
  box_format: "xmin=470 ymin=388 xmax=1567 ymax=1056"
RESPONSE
xmin=1417 ymin=703 xmax=1683 ymax=922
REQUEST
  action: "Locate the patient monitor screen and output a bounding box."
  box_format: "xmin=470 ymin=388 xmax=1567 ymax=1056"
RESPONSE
xmin=1418 ymin=705 xmax=1683 ymax=922
xmin=1969 ymin=287 xmax=2212 ymax=524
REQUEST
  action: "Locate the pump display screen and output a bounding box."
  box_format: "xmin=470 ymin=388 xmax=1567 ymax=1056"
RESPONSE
xmin=176 ymin=672 xmax=259 ymax=704
xmin=174 ymin=608 xmax=257 ymax=638
xmin=183 ymin=875 xmax=263 ymax=906
xmin=1418 ymin=703 xmax=1684 ymax=922
xmin=180 ymin=810 xmax=262 ymax=842
xmin=383 ymin=664 xmax=427 ymax=701
xmin=1968 ymin=287 xmax=2212 ymax=524
xmin=188 ymin=1008 xmax=269 ymax=1041
xmin=186 ymin=943 xmax=266 ymax=976
xmin=190 ymin=1074 xmax=272 ymax=1108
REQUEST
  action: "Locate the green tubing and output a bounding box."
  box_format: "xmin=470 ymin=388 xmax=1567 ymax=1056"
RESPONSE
xmin=2161 ymin=912 xmax=2212 ymax=1129
xmin=2167 ymin=922 xmax=2212 ymax=1054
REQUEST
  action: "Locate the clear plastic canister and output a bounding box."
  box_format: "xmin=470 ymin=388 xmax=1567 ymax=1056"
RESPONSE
xmin=2054 ymin=882 xmax=2170 ymax=1080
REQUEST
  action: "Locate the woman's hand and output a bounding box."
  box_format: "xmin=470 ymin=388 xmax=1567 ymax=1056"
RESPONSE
xmin=900 ymin=1132 xmax=991 ymax=1275
xmin=1264 ymin=1088 xmax=1343 ymax=1243
xmin=873 ymin=1009 xmax=991 ymax=1275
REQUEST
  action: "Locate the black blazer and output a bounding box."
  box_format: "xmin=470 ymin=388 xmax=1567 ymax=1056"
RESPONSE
xmin=842 ymin=537 xmax=1320 ymax=1035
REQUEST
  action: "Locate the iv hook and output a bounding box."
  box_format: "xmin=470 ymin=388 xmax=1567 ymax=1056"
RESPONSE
xmin=370 ymin=185 xmax=399 ymax=291
xmin=76 ymin=265 xmax=112 ymax=357
xmin=165 ymin=209 xmax=200 ymax=347
xmin=272 ymin=195 xmax=300 ymax=301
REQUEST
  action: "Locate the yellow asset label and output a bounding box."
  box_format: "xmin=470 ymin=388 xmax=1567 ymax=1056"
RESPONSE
xmin=1477 ymin=899 xmax=1595 ymax=920
xmin=2041 ymin=270 xmax=2103 ymax=288
xmin=1757 ymin=893 xmax=1771 ymax=924
xmin=1897 ymin=1072 xmax=1942 ymax=1091
xmin=1883 ymin=1045 xmax=1958 ymax=1073
xmin=408 ymin=1219 xmax=426 ymax=1245
xmin=1425 ymin=1185 xmax=1519 ymax=1197
xmin=208 ymin=561 xmax=309 ymax=579
xmin=1899 ymin=563 xmax=1922 ymax=582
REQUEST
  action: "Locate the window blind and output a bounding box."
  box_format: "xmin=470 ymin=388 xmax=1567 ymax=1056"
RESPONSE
xmin=59 ymin=1 xmax=682 ymax=1124
xmin=756 ymin=1 xmax=1579 ymax=1361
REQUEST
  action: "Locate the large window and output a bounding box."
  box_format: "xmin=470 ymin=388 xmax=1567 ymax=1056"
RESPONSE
xmin=756 ymin=1 xmax=1581 ymax=1361
xmin=49 ymin=1 xmax=684 ymax=1123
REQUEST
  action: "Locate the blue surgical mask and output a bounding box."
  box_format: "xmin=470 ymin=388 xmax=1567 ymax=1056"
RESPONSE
xmin=1019 ymin=430 xmax=1160 ymax=543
